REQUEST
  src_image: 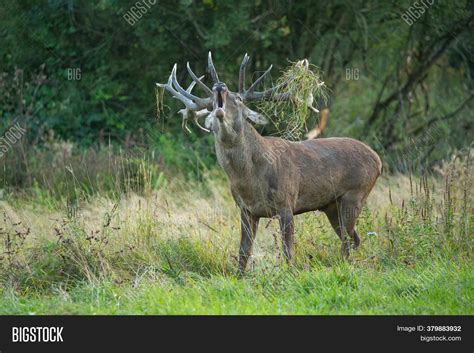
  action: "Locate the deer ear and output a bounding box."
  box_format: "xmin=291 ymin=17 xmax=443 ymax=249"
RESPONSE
xmin=243 ymin=107 xmax=268 ymax=125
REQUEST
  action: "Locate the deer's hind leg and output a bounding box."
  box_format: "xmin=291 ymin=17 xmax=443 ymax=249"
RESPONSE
xmin=278 ymin=209 xmax=295 ymax=263
xmin=323 ymin=191 xmax=365 ymax=258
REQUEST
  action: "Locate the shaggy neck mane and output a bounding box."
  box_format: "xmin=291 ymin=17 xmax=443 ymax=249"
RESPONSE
xmin=215 ymin=121 xmax=270 ymax=178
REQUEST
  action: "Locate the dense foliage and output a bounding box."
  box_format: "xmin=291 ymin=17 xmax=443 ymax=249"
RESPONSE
xmin=1 ymin=0 xmax=473 ymax=178
xmin=0 ymin=1 xmax=472 ymax=315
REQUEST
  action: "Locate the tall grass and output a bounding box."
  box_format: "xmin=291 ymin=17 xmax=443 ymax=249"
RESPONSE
xmin=0 ymin=145 xmax=472 ymax=314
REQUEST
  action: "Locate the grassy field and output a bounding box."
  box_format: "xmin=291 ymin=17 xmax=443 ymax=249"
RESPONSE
xmin=0 ymin=152 xmax=472 ymax=315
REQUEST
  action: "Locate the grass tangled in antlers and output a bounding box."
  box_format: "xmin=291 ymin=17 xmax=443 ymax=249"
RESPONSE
xmin=155 ymin=60 xmax=328 ymax=140
xmin=257 ymin=60 xmax=328 ymax=140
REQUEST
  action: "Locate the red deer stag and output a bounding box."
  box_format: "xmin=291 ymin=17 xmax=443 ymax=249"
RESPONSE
xmin=157 ymin=53 xmax=382 ymax=273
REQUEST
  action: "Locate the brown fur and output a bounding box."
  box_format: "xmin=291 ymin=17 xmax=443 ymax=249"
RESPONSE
xmin=158 ymin=59 xmax=382 ymax=273
xmin=211 ymin=91 xmax=382 ymax=273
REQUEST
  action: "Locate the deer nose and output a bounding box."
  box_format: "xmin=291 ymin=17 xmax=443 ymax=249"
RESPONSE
xmin=213 ymin=83 xmax=227 ymax=93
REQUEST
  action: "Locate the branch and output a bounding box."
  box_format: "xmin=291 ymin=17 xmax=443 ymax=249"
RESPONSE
xmin=411 ymin=93 xmax=474 ymax=136
xmin=365 ymin=14 xmax=474 ymax=129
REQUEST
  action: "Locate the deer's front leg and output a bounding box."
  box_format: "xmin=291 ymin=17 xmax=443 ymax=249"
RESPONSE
xmin=238 ymin=209 xmax=259 ymax=274
xmin=279 ymin=209 xmax=294 ymax=262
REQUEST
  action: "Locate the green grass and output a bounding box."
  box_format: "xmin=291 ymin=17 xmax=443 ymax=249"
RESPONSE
xmin=0 ymin=260 xmax=471 ymax=315
xmin=0 ymin=151 xmax=472 ymax=315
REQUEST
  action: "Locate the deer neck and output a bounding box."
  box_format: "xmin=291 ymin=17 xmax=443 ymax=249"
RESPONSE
xmin=214 ymin=120 xmax=268 ymax=180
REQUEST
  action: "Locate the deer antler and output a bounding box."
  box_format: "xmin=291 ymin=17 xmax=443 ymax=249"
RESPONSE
xmin=156 ymin=64 xmax=212 ymax=111
xmin=157 ymin=54 xmax=321 ymax=133
xmin=238 ymin=53 xmax=250 ymax=94
xmin=177 ymin=76 xmax=211 ymax=133
xmin=157 ymin=65 xmax=212 ymax=133
xmin=187 ymin=62 xmax=213 ymax=96
xmin=208 ymin=52 xmax=220 ymax=83
xmin=238 ymin=53 xmax=295 ymax=101
xmin=240 ymin=56 xmax=322 ymax=117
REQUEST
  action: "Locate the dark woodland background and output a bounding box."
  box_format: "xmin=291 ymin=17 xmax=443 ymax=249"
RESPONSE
xmin=1 ymin=0 xmax=473 ymax=189
xmin=0 ymin=1 xmax=472 ymax=316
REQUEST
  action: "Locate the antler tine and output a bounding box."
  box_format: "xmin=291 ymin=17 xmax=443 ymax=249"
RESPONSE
xmin=242 ymin=58 xmax=313 ymax=101
xmin=178 ymin=107 xmax=211 ymax=134
xmin=172 ymin=75 xmax=205 ymax=103
xmin=243 ymin=74 xmax=294 ymax=101
xmin=171 ymin=64 xmax=211 ymax=109
xmin=238 ymin=54 xmax=288 ymax=101
xmin=186 ymin=62 xmax=213 ymax=96
xmin=186 ymin=74 xmax=205 ymax=93
xmin=156 ymin=69 xmax=200 ymax=111
xmin=171 ymin=70 xmax=211 ymax=134
xmin=208 ymin=51 xmax=220 ymax=83
xmin=239 ymin=53 xmax=250 ymax=93
xmin=245 ymin=90 xmax=292 ymax=101
xmin=238 ymin=55 xmax=296 ymax=101
xmin=157 ymin=58 xmax=212 ymax=134
xmin=194 ymin=109 xmax=211 ymax=132
xmin=246 ymin=64 xmax=273 ymax=93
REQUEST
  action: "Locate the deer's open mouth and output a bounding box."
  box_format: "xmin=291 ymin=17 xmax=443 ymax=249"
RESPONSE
xmin=217 ymin=91 xmax=224 ymax=108
xmin=215 ymin=90 xmax=227 ymax=111
xmin=214 ymin=91 xmax=226 ymax=120
xmin=213 ymin=83 xmax=227 ymax=111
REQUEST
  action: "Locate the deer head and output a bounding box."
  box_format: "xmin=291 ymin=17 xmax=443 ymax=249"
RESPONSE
xmin=157 ymin=52 xmax=294 ymax=145
xmin=157 ymin=53 xmax=382 ymax=272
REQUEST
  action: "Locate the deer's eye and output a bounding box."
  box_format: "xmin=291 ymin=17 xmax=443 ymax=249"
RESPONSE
xmin=236 ymin=95 xmax=243 ymax=102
